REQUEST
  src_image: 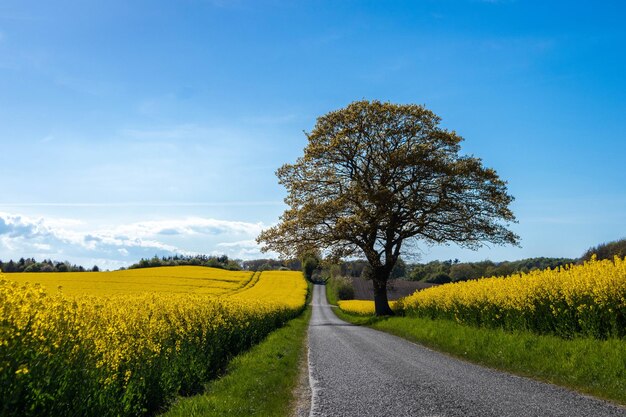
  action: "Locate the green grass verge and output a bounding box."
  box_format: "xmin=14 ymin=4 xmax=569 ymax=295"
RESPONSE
xmin=325 ymin=279 xmax=339 ymax=306
xmin=162 ymin=282 xmax=313 ymax=417
xmin=335 ymin=309 xmax=626 ymax=405
xmin=161 ymin=306 xmax=311 ymax=417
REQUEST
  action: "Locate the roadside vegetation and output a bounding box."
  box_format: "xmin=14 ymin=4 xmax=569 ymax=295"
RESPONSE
xmin=325 ymin=275 xmax=354 ymax=305
xmin=162 ymin=285 xmax=312 ymax=417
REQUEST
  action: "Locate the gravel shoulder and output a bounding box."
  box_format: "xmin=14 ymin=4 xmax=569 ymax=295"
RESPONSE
xmin=291 ymin=333 xmax=312 ymax=417
xmin=307 ymin=284 xmax=626 ymax=417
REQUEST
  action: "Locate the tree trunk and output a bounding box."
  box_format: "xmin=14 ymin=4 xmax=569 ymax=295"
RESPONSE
xmin=372 ymin=273 xmax=394 ymax=316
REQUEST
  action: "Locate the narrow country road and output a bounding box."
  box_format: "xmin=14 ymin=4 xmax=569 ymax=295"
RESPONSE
xmin=307 ymin=284 xmax=626 ymax=417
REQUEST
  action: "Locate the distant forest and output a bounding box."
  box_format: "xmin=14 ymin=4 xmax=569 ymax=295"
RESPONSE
xmin=317 ymin=238 xmax=626 ymax=284
xmin=126 ymin=254 xmax=241 ymax=271
xmin=0 ymin=258 xmax=99 ymax=273
xmin=127 ymin=256 xmax=305 ymax=272
xmin=403 ymin=257 xmax=577 ymax=284
xmin=322 ymin=257 xmax=575 ymax=284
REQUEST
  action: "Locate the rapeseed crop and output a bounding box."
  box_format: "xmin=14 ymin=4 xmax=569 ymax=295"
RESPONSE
xmin=337 ymin=300 xmax=400 ymax=316
xmin=400 ymin=256 xmax=626 ymax=339
xmin=231 ymin=270 xmax=308 ymax=309
xmin=0 ymin=267 xmax=307 ymax=417
xmin=7 ymin=266 xmax=253 ymax=296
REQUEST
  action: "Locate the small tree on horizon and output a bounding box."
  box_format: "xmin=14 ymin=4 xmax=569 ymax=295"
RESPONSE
xmin=257 ymin=100 xmax=519 ymax=315
xmin=301 ymin=250 xmax=321 ymax=281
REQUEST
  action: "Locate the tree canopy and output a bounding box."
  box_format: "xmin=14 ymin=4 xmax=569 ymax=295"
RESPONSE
xmin=258 ymin=100 xmax=519 ymax=315
xmin=581 ymin=238 xmax=626 ymax=262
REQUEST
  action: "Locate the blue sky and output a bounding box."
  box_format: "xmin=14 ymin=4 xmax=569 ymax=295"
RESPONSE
xmin=1 ymin=0 xmax=625 ymax=269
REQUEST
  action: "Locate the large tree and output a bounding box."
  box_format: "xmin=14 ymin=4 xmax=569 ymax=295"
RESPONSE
xmin=257 ymin=100 xmax=519 ymax=315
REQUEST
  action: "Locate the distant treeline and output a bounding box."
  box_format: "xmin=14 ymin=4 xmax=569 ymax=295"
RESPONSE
xmin=126 ymin=255 xmax=308 ymax=272
xmin=581 ymin=238 xmax=626 ymax=262
xmin=0 ymin=258 xmax=99 ymax=273
xmin=406 ymin=257 xmax=577 ymax=284
xmin=126 ymin=255 xmax=242 ymax=271
xmin=241 ymin=258 xmax=302 ymax=271
xmin=330 ymin=238 xmax=626 ymax=284
xmin=312 ymin=257 xmax=577 ymax=284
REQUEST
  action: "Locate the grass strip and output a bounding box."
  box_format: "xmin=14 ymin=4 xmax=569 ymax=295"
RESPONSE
xmin=335 ymin=310 xmax=626 ymax=405
xmin=324 ymin=278 xmax=339 ymax=306
xmin=161 ymin=306 xmax=311 ymax=417
xmin=162 ymin=282 xmax=313 ymax=417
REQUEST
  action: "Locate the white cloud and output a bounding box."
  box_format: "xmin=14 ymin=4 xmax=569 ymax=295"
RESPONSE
xmin=0 ymin=212 xmax=269 ymax=269
xmin=217 ymin=239 xmax=258 ymax=248
xmin=217 ymin=239 xmax=276 ymax=259
xmin=107 ymin=217 xmax=265 ymax=240
xmin=0 ymin=213 xmax=50 ymax=238
xmin=33 ymin=243 xmax=51 ymax=251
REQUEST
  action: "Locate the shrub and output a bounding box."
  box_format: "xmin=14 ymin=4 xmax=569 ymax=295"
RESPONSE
xmin=426 ymin=273 xmax=451 ymax=284
xmin=328 ymin=276 xmax=354 ymax=301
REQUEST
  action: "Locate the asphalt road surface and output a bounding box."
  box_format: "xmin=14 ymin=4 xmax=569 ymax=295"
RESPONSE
xmin=307 ymin=284 xmax=626 ymax=417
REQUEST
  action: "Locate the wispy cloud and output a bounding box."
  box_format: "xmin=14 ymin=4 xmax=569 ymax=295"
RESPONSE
xmin=110 ymin=217 xmax=265 ymax=238
xmin=217 ymin=239 xmax=272 ymax=259
xmin=0 ymin=212 xmax=271 ymax=269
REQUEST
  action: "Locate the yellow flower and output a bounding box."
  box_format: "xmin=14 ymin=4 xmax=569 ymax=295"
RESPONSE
xmin=400 ymin=256 xmax=626 ymax=338
xmin=338 ymin=300 xmax=400 ymax=315
xmin=15 ymin=365 xmax=29 ymax=375
xmin=0 ymin=267 xmax=308 ymax=413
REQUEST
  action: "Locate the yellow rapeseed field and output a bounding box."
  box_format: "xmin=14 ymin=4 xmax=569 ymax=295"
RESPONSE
xmin=231 ymin=270 xmax=308 ymax=309
xmin=337 ymin=299 xmax=400 ymax=316
xmin=6 ymin=266 xmax=253 ymax=296
xmin=0 ymin=267 xmax=307 ymax=417
xmin=399 ymin=256 xmax=626 ymax=338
